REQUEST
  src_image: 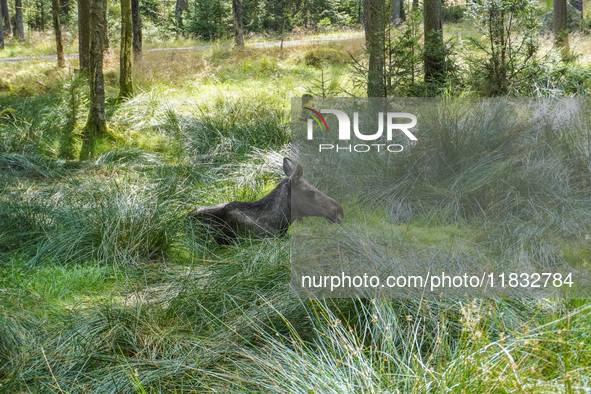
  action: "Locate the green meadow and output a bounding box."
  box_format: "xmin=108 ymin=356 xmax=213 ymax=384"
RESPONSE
xmin=1 ymin=8 xmax=591 ymax=391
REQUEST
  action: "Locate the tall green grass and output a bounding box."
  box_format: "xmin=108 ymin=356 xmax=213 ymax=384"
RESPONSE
xmin=0 ymin=34 xmax=590 ymax=393
xmin=0 ymin=73 xmax=88 ymax=157
xmin=0 ymin=176 xmax=186 ymax=265
xmin=194 ymin=297 xmax=591 ymax=393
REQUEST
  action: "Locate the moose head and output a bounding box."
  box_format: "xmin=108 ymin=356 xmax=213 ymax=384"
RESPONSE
xmin=283 ymin=157 xmax=344 ymax=224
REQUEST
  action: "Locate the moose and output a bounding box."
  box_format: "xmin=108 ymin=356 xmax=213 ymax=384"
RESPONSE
xmin=189 ymin=158 xmax=344 ymax=243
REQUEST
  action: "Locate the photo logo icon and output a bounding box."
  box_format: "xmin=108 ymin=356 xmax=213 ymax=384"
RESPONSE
xmin=306 ymin=109 xmax=418 ymax=141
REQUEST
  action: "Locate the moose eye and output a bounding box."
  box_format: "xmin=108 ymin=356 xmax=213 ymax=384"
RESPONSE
xmin=306 ymin=190 xmax=316 ymax=198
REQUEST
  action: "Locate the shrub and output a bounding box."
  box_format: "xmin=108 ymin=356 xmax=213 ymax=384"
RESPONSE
xmin=186 ymin=0 xmax=230 ymax=40
xmin=465 ymin=0 xmax=542 ymax=95
xmin=303 ymin=48 xmax=349 ymax=68
xmin=442 ymin=5 xmax=465 ymax=22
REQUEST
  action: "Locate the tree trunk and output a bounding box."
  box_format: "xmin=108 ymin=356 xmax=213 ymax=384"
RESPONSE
xmin=488 ymin=7 xmax=507 ymax=95
xmin=571 ymin=0 xmax=582 ymax=14
xmin=553 ymin=0 xmax=569 ymax=56
xmin=119 ymin=0 xmax=133 ymax=98
xmin=52 ymin=0 xmax=65 ymax=67
xmin=41 ymin=1 xmax=47 ymax=30
xmin=232 ymin=0 xmax=244 ymax=47
xmin=131 ymin=0 xmax=142 ymax=60
xmin=571 ymin=0 xmax=583 ymax=13
xmin=77 ymin=0 xmax=90 ymax=71
xmin=40 ymin=1 xmax=46 ymax=31
xmin=102 ymin=2 xmax=109 ymax=51
xmin=14 ymin=0 xmax=24 ymax=39
xmin=175 ymin=0 xmax=184 ymax=28
xmin=0 ymin=16 xmax=4 ymax=49
xmin=423 ymin=0 xmax=445 ymax=83
xmin=363 ymin=0 xmax=385 ymax=97
xmin=1 ymin=0 xmax=11 ymax=37
xmin=391 ymin=0 xmax=401 ymax=26
xmin=80 ymin=0 xmax=107 ymax=160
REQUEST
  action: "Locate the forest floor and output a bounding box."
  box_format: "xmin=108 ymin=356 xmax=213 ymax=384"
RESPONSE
xmin=0 ymin=34 xmax=365 ymax=62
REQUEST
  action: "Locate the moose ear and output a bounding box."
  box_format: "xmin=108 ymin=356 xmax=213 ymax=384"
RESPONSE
xmin=293 ymin=164 xmax=303 ymax=180
xmin=283 ymin=158 xmax=298 ymax=176
xmin=283 ymin=158 xmax=304 ymax=180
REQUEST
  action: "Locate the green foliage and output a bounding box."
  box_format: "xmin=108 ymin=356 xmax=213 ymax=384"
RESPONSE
xmin=465 ymin=0 xmax=543 ymax=95
xmin=178 ymin=0 xmax=361 ymax=38
xmin=0 ymin=95 xmax=59 ymax=154
xmin=317 ymin=0 xmax=356 ymax=26
xmin=384 ymin=9 xmax=424 ymax=95
xmin=0 ymin=74 xmax=89 ymax=158
xmin=303 ymin=47 xmax=349 ymax=67
xmin=304 ymin=69 xmax=344 ymax=97
xmin=442 ymin=5 xmax=465 ymax=22
xmin=0 ymin=260 xmax=120 ymax=306
xmin=512 ymin=52 xmax=591 ymax=96
xmin=59 ymin=73 xmax=87 ymax=159
xmin=351 ymin=9 xmax=437 ymax=96
xmin=199 ymin=299 xmax=591 ymax=392
xmin=186 ymin=0 xmax=230 ymax=40
xmin=138 ymin=0 xmax=166 ymax=24
xmin=25 ymin=0 xmax=51 ymax=31
xmin=0 ymin=152 xmax=76 ymax=181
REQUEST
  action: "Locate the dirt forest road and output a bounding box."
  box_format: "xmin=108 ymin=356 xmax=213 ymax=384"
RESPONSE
xmin=0 ymin=36 xmax=364 ymax=63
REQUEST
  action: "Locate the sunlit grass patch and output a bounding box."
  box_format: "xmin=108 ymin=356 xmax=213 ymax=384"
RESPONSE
xmin=0 ymin=60 xmax=75 ymax=95
xmin=110 ymin=85 xmax=291 ymax=165
xmin=246 ymin=26 xmax=364 ymax=42
xmin=130 ymin=39 xmax=362 ymax=91
xmin=0 ymin=258 xmax=122 ymax=311
xmin=133 ymin=50 xmax=208 ymax=87
xmin=0 ymin=32 xmax=78 ymax=59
